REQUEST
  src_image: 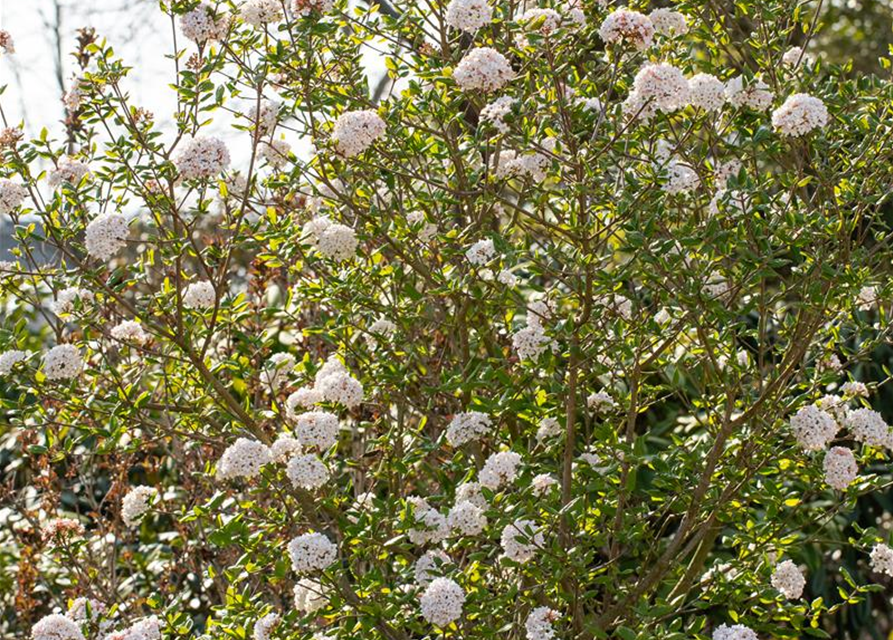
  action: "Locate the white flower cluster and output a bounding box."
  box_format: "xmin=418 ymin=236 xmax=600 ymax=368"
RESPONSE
xmin=513 ymin=298 xmax=552 ymax=361
xmin=302 ymin=215 xmax=359 ymax=261
xmin=479 ymin=450 xmax=521 ymax=489
xmin=292 ymin=0 xmax=334 ymax=17
xmin=663 ymin=159 xmax=700 ymax=195
xmin=175 ymin=137 xmax=231 ymax=180
xmin=67 ymin=597 xmax=107 ymax=623
xmin=242 ymin=0 xmax=283 ymax=28
xmin=49 ymin=158 xmax=91 ymax=188
xmin=0 ymin=349 xmax=27 ymax=375
xmin=501 ymin=518 xmax=543 ymax=562
xmin=823 ymin=446 xmax=857 ymax=491
xmin=649 ymin=8 xmax=687 ymax=36
xmin=536 ymin=417 xmax=562 ymax=441
xmin=725 ymin=75 xmax=774 ymax=111
xmin=407 ymin=496 xmax=449 ymax=545
xmin=183 ymin=280 xmax=216 ymax=309
xmin=414 ymin=549 xmax=451 ymax=585
xmin=287 ymin=453 xmax=329 ymax=489
xmin=250 ymin=100 xmax=281 ymax=136
xmin=517 ymin=8 xmax=562 ymax=36
xmin=288 ymin=532 xmax=337 ymax=573
xmin=108 ymin=616 xmax=162 ymax=640
xmin=870 ymin=543 xmax=893 ymax=577
xmin=216 ymin=438 xmax=273 ymax=480
xmin=688 ymin=73 xmax=726 ymax=112
xmin=0 ymin=178 xmax=27 ymax=215
xmin=531 ymin=473 xmax=558 ymax=496
xmin=712 ymin=624 xmax=758 ymax=640
xmin=32 ymin=614 xmax=86 ymax=640
xmin=846 ymin=408 xmax=890 ymax=448
xmin=122 ymin=485 xmax=157 ymax=527
xmin=253 ymin=613 xmax=280 ymax=640
xmin=782 ymin=46 xmax=813 ymax=68
xmin=314 ymin=357 xmax=364 ymax=407
xmin=85 ymin=213 xmax=129 ymax=261
xmin=180 ymin=3 xmax=228 ymax=43
xmin=43 ymin=344 xmax=83 ymax=380
xmin=263 ymin=352 xmax=296 ymax=389
xmin=270 ymin=433 xmax=302 ymax=462
xmin=587 ymin=390 xmax=616 ymax=413
xmin=625 ymin=63 xmax=689 ymax=120
xmin=110 ymin=320 xmax=149 ymax=345
xmin=332 ymin=110 xmax=386 ymax=157
xmin=446 ymin=410 xmax=493 ymax=446
xmin=52 ymin=287 xmax=93 ymax=315
xmin=466 ymin=238 xmax=496 ymax=265
xmin=453 ymin=47 xmax=514 ymax=92
xmin=293 ymin=578 xmax=328 ymax=613
xmin=598 ymin=9 xmax=654 ymax=50
xmin=770 ymin=559 xmax=805 ymax=599
xmin=525 ymin=607 xmax=559 ymax=640
xmin=419 ymin=577 xmax=465 ymax=626
xmin=771 ymin=93 xmax=829 ymax=136
xmin=789 ymin=404 xmax=838 ymax=451
xmin=480 ymin=96 xmax=516 ymax=133
xmin=446 ymin=499 xmax=487 ymax=535
xmin=445 ymin=0 xmax=491 ymax=32
xmin=260 ymin=139 xmax=291 ymax=168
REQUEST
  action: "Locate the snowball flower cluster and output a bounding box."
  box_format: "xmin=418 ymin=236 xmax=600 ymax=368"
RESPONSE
xmin=688 ymin=73 xmax=726 ymax=112
xmin=85 ymin=213 xmax=129 ymax=261
xmin=331 ymin=110 xmax=386 ymax=157
xmin=453 ymin=47 xmax=514 ymax=92
xmin=870 ymin=543 xmax=893 ymax=577
xmin=43 ymin=344 xmax=83 ymax=380
xmin=587 ymin=390 xmax=617 ymax=412
xmin=216 ymin=438 xmax=273 ymax=480
xmin=110 ymin=320 xmax=149 ymax=345
xmin=420 ymin=577 xmax=465 ymax=626
xmin=446 ymin=410 xmax=493 ymax=446
xmin=663 ymin=159 xmax=699 ymax=195
xmin=629 ymin=63 xmax=689 ymax=116
xmin=725 ymin=75 xmax=774 ymax=111
xmin=270 ymin=433 xmax=302 ymax=462
xmin=480 ymin=96 xmax=516 ymax=133
xmin=302 ymin=216 xmax=359 ymax=261
xmin=782 ymin=46 xmax=813 ymax=68
xmin=174 ymin=137 xmax=231 ymax=180
xmin=122 ymin=485 xmax=156 ymax=527
xmin=293 ymin=578 xmax=327 ymax=613
xmin=771 ymin=93 xmax=829 ymax=136
xmin=598 ymin=9 xmax=654 ymax=50
xmin=292 ymin=0 xmax=334 ymax=17
xmin=479 ymin=450 xmax=522 ymax=489
xmin=843 ymin=407 xmax=889 ymax=447
xmin=52 ymin=287 xmax=93 ymax=315
xmin=263 ymin=352 xmax=296 ymax=389
xmin=536 ymin=417 xmax=562 ymax=441
xmin=0 ymin=179 xmax=27 ymax=215
xmin=287 ymin=453 xmax=329 ymax=489
xmin=466 ymin=238 xmax=496 ymax=265
xmin=823 ymin=446 xmax=858 ymax=491
xmin=414 ymin=549 xmax=451 ymax=585
xmin=445 ymin=0 xmax=492 ymax=32
xmin=447 ymin=500 xmax=487 ymax=535
xmin=501 ymin=518 xmax=544 ymax=562
xmin=407 ymin=496 xmax=449 ymax=545
xmin=180 ymin=3 xmax=228 ymax=43
xmin=649 ymin=8 xmax=687 ymax=36
xmin=253 ymin=613 xmax=280 ymax=640
xmin=771 ymin=559 xmax=805 ymax=599
xmin=525 ymin=607 xmax=559 ymax=640
xmin=183 ymin=280 xmax=216 ymax=309
xmin=48 ymin=158 xmax=91 ymax=188
xmin=31 ymin=614 xmax=86 ymax=640
xmin=242 ymin=0 xmax=283 ymax=27
xmin=712 ymin=624 xmax=758 ymax=640
xmin=789 ymin=404 xmax=837 ymax=451
xmin=0 ymin=349 xmax=27 ymax=375
xmin=288 ymin=532 xmax=337 ymax=573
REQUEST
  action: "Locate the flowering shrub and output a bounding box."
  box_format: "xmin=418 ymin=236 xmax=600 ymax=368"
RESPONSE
xmin=3 ymin=1 xmax=893 ymax=639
